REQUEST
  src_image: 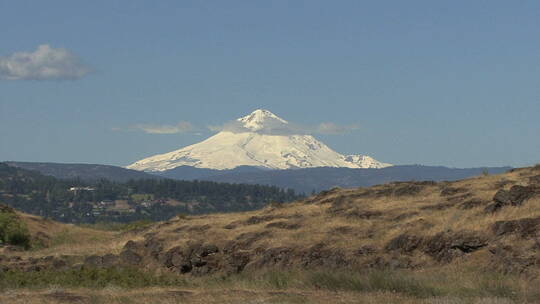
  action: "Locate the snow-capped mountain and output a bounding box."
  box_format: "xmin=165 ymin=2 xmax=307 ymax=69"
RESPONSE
xmin=127 ymin=109 xmax=391 ymax=171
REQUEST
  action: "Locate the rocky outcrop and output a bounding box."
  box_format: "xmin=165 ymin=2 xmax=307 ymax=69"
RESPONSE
xmin=385 ymin=231 xmax=488 ymax=263
xmin=492 ymin=217 xmax=540 ymax=238
xmin=485 ymin=185 xmax=539 ymax=213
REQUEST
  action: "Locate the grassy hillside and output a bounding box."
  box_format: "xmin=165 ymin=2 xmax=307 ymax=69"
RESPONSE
xmin=0 ymin=165 xmax=539 ymax=303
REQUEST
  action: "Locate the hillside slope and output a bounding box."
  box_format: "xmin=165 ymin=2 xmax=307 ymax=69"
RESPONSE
xmin=5 ymin=161 xmax=159 ymax=182
xmin=1 ymin=165 xmax=539 ymax=303
xmin=3 ymin=165 xmax=539 ymax=274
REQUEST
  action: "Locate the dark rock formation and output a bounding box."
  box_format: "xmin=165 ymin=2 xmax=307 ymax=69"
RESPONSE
xmin=492 ymin=217 xmax=540 ymax=238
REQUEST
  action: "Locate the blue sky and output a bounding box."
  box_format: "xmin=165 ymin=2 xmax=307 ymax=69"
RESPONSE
xmin=1 ymin=1 xmax=539 ymax=168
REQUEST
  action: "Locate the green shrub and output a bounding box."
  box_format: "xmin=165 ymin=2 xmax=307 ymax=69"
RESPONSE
xmin=0 ymin=212 xmax=31 ymax=249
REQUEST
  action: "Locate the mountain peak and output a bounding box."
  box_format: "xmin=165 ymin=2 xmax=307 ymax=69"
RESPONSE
xmin=237 ymin=109 xmax=288 ymax=131
xmin=127 ymin=109 xmax=392 ymax=171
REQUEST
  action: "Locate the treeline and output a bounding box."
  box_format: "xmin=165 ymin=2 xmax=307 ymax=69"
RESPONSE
xmin=0 ymin=163 xmax=301 ymax=223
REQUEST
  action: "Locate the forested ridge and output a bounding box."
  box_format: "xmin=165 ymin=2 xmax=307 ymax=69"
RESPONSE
xmin=0 ymin=163 xmax=301 ymax=223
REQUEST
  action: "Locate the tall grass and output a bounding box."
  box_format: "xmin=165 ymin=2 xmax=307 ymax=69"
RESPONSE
xmin=0 ymin=267 xmax=536 ymax=301
xmin=0 ymin=268 xmax=188 ymax=290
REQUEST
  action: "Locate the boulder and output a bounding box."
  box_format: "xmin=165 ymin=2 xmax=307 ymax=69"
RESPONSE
xmin=385 ymin=234 xmax=423 ymax=253
xmin=423 ymin=231 xmax=487 ymax=262
xmin=84 ymin=255 xmax=103 ymax=267
xmin=492 ymin=217 xmax=540 ymax=238
xmin=102 ymin=254 xmax=119 ymax=267
xmin=300 ymin=243 xmax=348 ymax=268
xmin=120 ymin=250 xmax=142 ymax=265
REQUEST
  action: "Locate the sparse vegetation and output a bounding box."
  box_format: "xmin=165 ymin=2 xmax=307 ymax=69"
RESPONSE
xmin=0 ymin=267 xmax=188 ymax=290
xmin=0 ymin=208 xmax=31 ymax=249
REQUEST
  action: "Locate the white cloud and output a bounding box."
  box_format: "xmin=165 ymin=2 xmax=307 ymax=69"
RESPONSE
xmin=208 ymin=121 xmax=359 ymax=135
xmin=0 ymin=44 xmax=92 ymax=80
xmin=316 ymin=122 xmax=359 ymax=135
xmin=131 ymin=122 xmax=194 ymax=134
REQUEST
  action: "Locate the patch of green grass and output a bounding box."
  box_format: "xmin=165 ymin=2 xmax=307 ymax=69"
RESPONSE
xmin=262 ymin=271 xmax=293 ymax=289
xmin=478 ymin=273 xmax=517 ymax=299
xmin=48 ymin=229 xmax=79 ymax=247
xmin=305 ymin=270 xmax=443 ymax=298
xmin=0 ymin=267 xmax=188 ymax=290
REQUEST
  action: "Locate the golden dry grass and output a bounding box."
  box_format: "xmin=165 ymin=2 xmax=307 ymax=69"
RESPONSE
xmin=123 ymin=167 xmax=538 ymax=258
xmin=2 ymin=166 xmax=540 ymax=303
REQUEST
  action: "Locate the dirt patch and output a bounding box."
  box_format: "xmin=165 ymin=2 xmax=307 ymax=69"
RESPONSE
xmin=43 ymin=291 xmax=86 ymax=302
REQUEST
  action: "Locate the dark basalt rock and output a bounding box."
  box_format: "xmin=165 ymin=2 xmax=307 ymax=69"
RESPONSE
xmin=51 ymin=259 xmax=68 ymax=270
xmin=346 ymin=209 xmax=383 ymax=219
xmin=394 ymin=184 xmax=423 ymax=196
xmin=187 ymin=225 xmax=211 ymax=232
xmin=529 ymin=175 xmax=540 ymax=184
xmin=244 ymin=215 xmax=275 ymax=225
xmin=355 ymin=245 xmax=378 ymax=256
xmin=123 ymin=240 xmax=139 ymax=251
xmin=120 ymin=250 xmax=142 ymax=265
xmin=486 ymin=185 xmax=539 ymax=213
xmin=225 ymin=251 xmax=251 ymax=273
xmin=492 ymin=217 xmax=540 ymax=238
xmin=385 ymin=234 xmax=423 ymax=253
xmin=392 ymin=212 xmax=419 ymax=221
xmin=459 ymin=199 xmax=486 ymax=209
xmin=301 ymin=243 xmax=348 ymax=268
xmin=143 ymin=238 xmax=164 ymax=258
xmin=265 ymin=221 xmax=302 ymax=230
xmin=496 ymin=186 xmax=537 ymax=206
xmin=440 ymin=187 xmax=468 ymax=196
xmin=84 ymin=255 xmax=103 ymax=267
xmin=420 ymin=202 xmax=455 ymax=211
xmin=423 ymin=232 xmax=488 ymax=262
xmin=102 ymin=254 xmax=119 ymax=267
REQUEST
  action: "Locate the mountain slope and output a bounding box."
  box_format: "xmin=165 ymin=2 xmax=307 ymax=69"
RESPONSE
xmin=127 ymin=109 xmax=391 ymax=171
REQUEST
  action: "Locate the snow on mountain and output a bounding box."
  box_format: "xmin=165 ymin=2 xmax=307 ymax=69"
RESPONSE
xmin=127 ymin=109 xmax=392 ymax=172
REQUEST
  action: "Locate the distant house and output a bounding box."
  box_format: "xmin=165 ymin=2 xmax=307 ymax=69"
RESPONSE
xmin=69 ymin=187 xmax=95 ymax=192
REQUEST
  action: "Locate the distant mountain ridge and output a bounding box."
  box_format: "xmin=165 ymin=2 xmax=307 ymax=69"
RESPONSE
xmin=5 ymin=161 xmax=160 ymax=182
xmin=127 ymin=109 xmax=391 ymax=171
xmin=157 ymin=165 xmax=512 ymax=193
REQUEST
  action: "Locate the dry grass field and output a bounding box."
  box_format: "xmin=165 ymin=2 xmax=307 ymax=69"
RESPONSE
xmin=1 ymin=165 xmax=539 ymax=303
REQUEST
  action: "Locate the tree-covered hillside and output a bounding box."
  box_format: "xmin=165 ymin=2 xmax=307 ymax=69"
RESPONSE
xmin=0 ymin=163 xmax=301 ymax=224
